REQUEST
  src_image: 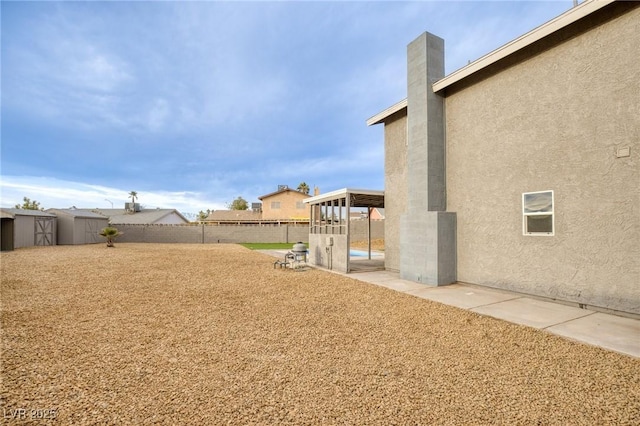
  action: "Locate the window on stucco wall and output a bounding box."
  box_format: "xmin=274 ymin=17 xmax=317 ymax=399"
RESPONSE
xmin=523 ymin=190 xmax=554 ymax=236
xmin=271 ymin=201 xmax=281 ymax=209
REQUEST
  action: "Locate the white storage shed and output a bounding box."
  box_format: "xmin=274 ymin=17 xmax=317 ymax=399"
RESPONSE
xmin=47 ymin=209 xmax=109 ymax=245
xmin=0 ymin=208 xmax=57 ymax=249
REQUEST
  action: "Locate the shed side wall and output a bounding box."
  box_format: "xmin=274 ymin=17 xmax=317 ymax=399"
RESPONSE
xmin=56 ymin=215 xmax=75 ymax=245
xmin=14 ymin=216 xmax=36 ymax=248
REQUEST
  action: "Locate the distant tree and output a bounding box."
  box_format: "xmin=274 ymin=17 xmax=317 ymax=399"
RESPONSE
xmin=227 ymin=196 xmax=248 ymax=210
xmin=99 ymin=226 xmax=122 ymax=248
xmin=297 ymin=182 xmax=310 ymax=195
xmin=128 ymin=191 xmax=138 ymax=205
xmin=15 ymin=197 xmax=43 ymax=210
xmin=197 ymin=209 xmax=211 ymax=221
xmin=127 ymin=191 xmax=138 ymax=213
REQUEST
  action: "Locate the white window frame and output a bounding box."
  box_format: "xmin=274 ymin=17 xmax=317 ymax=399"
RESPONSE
xmin=522 ymin=190 xmax=554 ymax=236
xmin=296 ymin=201 xmax=305 ymax=210
xmin=271 ymin=201 xmax=281 ymax=209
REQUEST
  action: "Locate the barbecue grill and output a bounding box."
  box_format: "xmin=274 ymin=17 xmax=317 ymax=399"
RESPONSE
xmin=273 ymin=242 xmax=308 ymax=269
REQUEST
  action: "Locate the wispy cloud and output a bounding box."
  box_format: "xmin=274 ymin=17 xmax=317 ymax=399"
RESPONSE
xmin=1 ymin=0 xmax=574 ymax=210
xmin=0 ymin=176 xmax=224 ymax=213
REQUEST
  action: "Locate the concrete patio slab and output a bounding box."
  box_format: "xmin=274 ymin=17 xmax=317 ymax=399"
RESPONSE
xmin=259 ymin=250 xmax=639 ymax=358
xmin=356 ymin=273 xmax=428 ymax=292
xmin=471 ymin=297 xmax=594 ymax=329
xmin=546 ymin=312 xmax=640 ymax=358
xmin=405 ymin=284 xmax=519 ymax=310
xmin=348 ymin=270 xmax=402 ymax=284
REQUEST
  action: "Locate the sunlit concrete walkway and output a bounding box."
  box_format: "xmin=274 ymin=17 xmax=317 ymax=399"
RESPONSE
xmin=347 ymin=270 xmax=640 ymax=359
xmin=260 ymin=250 xmax=639 ymax=358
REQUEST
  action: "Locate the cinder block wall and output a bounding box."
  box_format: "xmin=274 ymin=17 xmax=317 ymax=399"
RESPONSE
xmin=113 ymin=221 xmax=383 ymax=245
xmin=114 ymin=224 xmax=310 ymax=244
xmin=349 ymin=220 xmax=385 ymax=243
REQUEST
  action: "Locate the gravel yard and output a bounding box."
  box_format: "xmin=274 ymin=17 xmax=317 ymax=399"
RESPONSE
xmin=1 ymin=243 xmax=638 ymax=425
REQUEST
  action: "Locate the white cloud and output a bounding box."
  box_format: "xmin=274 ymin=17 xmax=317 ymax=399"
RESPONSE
xmin=0 ymin=176 xmax=226 ymax=215
xmin=1 ymin=0 xmax=573 ymax=215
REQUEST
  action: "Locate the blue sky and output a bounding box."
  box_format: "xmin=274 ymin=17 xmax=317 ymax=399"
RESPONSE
xmin=1 ymin=0 xmax=573 ymax=218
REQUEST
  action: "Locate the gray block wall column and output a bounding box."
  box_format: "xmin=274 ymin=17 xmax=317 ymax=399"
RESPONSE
xmin=400 ymin=32 xmax=456 ymax=286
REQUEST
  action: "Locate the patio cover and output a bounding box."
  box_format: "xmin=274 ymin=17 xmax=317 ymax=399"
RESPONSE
xmin=304 ymin=188 xmax=384 ymax=272
xmin=303 ymin=188 xmax=384 ymax=208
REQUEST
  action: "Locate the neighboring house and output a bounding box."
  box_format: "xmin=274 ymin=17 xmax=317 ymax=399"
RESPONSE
xmin=0 ymin=208 xmax=57 ymax=249
xmin=204 ymin=209 xmax=262 ymax=224
xmin=348 ymin=208 xmax=384 ymax=220
xmin=367 ymin=1 xmax=638 ymax=315
xmin=91 ymin=208 xmax=190 ymax=225
xmin=350 ymin=211 xmax=367 ymax=220
xmin=369 ymin=208 xmax=385 ymax=220
xmin=47 ymin=208 xmax=109 ymax=245
xmin=258 ymin=187 xmax=310 ymax=221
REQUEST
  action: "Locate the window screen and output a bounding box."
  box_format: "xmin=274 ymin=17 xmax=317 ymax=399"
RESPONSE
xmin=523 ymin=190 xmax=554 ymax=235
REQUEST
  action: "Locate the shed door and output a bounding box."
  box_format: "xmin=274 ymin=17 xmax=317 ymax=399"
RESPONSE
xmin=85 ymin=220 xmax=101 ymax=243
xmin=34 ymin=217 xmax=54 ymax=246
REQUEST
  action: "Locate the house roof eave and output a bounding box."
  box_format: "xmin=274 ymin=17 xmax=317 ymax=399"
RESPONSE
xmin=366 ymin=98 xmax=408 ymax=126
xmin=432 ymin=0 xmax=617 ymax=94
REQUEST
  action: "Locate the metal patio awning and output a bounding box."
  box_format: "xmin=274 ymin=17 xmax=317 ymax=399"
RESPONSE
xmin=303 ymin=188 xmax=384 ymax=208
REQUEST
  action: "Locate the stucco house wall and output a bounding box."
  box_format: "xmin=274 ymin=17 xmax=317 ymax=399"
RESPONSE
xmin=384 ymin=112 xmax=408 ymax=272
xmin=368 ymin=1 xmax=638 ymax=315
xmin=260 ymin=190 xmax=309 ymax=221
xmin=445 ymin=6 xmax=639 ymax=314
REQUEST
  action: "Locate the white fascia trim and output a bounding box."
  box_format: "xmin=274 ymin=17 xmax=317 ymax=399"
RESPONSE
xmin=303 ymin=188 xmax=384 ymax=205
xmin=433 ymin=0 xmax=615 ymax=94
xmin=366 ymin=98 xmax=408 ymax=126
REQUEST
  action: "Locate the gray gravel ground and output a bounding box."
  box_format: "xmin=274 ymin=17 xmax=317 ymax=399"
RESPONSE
xmin=1 ymin=244 xmax=639 ymax=425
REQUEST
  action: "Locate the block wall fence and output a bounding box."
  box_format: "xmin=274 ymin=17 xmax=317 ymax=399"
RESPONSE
xmin=114 ymin=221 xmax=384 ymax=244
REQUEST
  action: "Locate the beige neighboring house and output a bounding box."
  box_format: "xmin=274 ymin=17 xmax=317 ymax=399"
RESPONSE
xmin=367 ymin=1 xmax=639 ymax=316
xmin=258 ymin=187 xmax=310 ymax=221
xmin=91 ymin=208 xmax=189 ymax=225
xmin=369 ymin=208 xmax=385 ymax=221
xmin=349 ymin=208 xmax=384 ymax=220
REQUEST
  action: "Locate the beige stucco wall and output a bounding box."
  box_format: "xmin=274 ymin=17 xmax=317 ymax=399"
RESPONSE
xmin=383 ymin=112 xmax=408 ymax=272
xmin=445 ymin=8 xmax=639 ymax=314
xmin=261 ymin=191 xmax=309 ymax=220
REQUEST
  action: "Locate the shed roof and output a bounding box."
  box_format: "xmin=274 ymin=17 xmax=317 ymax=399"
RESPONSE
xmin=0 ymin=208 xmax=56 ymax=218
xmin=304 ymin=188 xmax=384 ymax=208
xmin=47 ymin=208 xmax=109 ymax=219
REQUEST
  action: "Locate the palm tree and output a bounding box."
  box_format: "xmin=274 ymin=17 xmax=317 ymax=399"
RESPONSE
xmin=128 ymin=191 xmax=138 ymax=212
xmin=99 ymin=227 xmax=122 ymax=247
xmin=297 ymin=182 xmax=310 ymax=195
